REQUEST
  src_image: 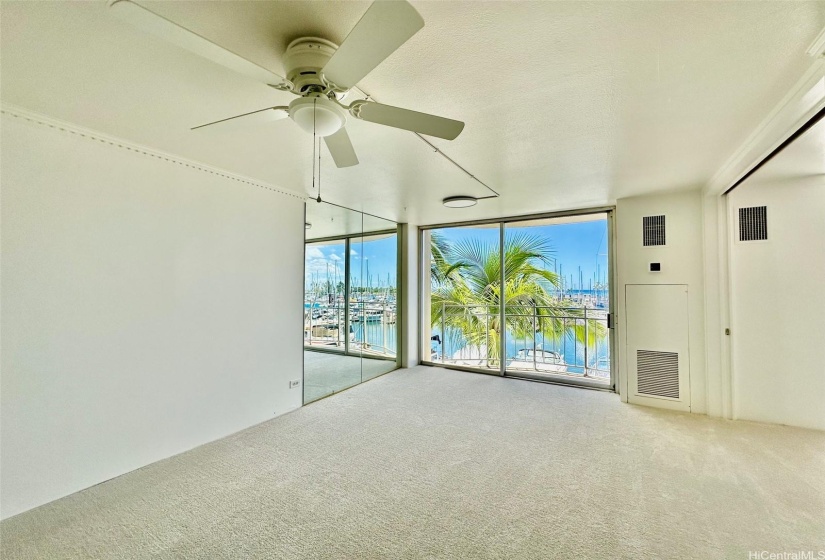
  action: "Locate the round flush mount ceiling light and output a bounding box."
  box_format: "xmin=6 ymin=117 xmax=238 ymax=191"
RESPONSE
xmin=442 ymin=195 xmax=478 ymax=208
xmin=289 ymin=96 xmax=346 ymax=137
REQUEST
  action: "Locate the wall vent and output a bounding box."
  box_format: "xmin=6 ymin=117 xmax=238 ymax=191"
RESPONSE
xmin=636 ymin=350 xmax=679 ymax=398
xmin=642 ymin=215 xmax=666 ymax=246
xmin=738 ymin=206 xmax=767 ymax=241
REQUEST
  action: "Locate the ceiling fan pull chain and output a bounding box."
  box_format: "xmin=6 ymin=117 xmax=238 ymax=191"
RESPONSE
xmin=317 ymin=135 xmax=323 ymax=203
xmin=312 ymin=98 xmax=321 ymax=203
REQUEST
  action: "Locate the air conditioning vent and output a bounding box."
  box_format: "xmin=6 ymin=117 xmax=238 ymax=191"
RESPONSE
xmin=738 ymin=206 xmax=767 ymax=241
xmin=636 ymin=350 xmax=679 ymax=398
xmin=642 ymin=215 xmax=666 ymax=246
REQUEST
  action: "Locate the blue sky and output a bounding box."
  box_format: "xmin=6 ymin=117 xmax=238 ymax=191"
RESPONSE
xmin=305 ymin=217 xmax=609 ymax=291
xmin=305 ymin=234 xmax=398 ymax=289
xmin=433 ymin=218 xmax=608 ymax=290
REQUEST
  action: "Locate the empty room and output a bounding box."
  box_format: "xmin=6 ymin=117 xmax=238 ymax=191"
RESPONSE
xmin=1 ymin=1 xmax=824 ymax=558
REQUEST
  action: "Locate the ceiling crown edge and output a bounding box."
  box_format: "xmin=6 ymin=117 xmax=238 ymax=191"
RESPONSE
xmin=0 ymin=102 xmax=307 ymax=201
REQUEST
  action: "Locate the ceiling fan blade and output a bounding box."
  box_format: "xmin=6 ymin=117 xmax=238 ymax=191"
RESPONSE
xmin=323 ymin=128 xmax=359 ymax=168
xmin=191 ymin=106 xmax=289 ymax=131
xmin=108 ymin=0 xmax=290 ymax=89
xmin=352 ymin=101 xmax=464 ymax=140
xmin=321 ymin=0 xmax=424 ymax=90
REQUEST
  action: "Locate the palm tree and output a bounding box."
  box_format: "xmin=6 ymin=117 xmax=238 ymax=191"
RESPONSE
xmin=430 ymin=232 xmax=604 ymax=367
xmin=429 ymin=231 xmax=461 ymax=286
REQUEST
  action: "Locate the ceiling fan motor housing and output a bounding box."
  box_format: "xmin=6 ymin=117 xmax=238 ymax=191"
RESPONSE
xmin=282 ymin=37 xmax=338 ymax=94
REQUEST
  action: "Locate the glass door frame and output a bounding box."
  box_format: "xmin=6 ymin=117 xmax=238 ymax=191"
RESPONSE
xmin=418 ymin=206 xmax=616 ymax=391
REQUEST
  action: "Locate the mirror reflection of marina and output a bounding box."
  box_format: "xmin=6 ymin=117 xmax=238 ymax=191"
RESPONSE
xmin=304 ymin=295 xmax=397 ymax=357
xmin=303 ymin=201 xmax=400 ymax=404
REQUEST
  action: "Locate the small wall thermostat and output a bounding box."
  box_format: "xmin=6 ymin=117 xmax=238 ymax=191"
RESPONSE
xmin=649 ymin=262 xmax=661 ymax=272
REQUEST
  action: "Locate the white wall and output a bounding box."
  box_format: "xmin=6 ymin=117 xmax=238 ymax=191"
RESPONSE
xmin=701 ymin=193 xmax=733 ymax=419
xmin=616 ymin=192 xmax=706 ymax=413
xmin=399 ymin=223 xmax=419 ymax=368
xmin=0 ymin=112 xmax=305 ymax=519
xmin=728 ymin=176 xmax=825 ymax=430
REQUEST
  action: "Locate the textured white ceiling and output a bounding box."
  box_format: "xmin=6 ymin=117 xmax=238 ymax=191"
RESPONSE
xmin=1 ymin=1 xmax=823 ymax=225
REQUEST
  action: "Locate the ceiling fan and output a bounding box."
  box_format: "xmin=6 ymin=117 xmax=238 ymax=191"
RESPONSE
xmin=108 ymin=0 xmax=465 ymax=168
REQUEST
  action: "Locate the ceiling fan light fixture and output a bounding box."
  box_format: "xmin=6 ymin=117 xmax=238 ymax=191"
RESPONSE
xmin=288 ymin=96 xmax=346 ymax=137
xmin=442 ymin=195 xmax=478 ymax=208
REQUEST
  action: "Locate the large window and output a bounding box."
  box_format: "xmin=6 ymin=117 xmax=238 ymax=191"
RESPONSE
xmin=422 ymin=211 xmax=613 ymax=388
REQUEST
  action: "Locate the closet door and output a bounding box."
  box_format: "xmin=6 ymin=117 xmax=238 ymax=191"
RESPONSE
xmin=626 ymin=284 xmax=690 ymax=412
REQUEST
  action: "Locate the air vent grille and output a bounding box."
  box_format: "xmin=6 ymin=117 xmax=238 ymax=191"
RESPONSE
xmin=738 ymin=206 xmax=767 ymax=241
xmin=637 ymin=350 xmax=679 ymax=399
xmin=642 ymin=215 xmax=666 ymax=246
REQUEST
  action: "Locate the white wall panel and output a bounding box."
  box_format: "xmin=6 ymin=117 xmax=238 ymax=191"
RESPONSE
xmin=0 ymin=113 xmax=304 ymax=519
xmin=728 ymin=176 xmax=825 ymax=430
xmin=616 ymin=192 xmax=705 ymax=412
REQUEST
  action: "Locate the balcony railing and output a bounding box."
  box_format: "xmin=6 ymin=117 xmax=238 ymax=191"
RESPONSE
xmin=429 ymin=304 xmax=610 ymax=382
xmin=304 ymin=302 xmax=397 ymax=357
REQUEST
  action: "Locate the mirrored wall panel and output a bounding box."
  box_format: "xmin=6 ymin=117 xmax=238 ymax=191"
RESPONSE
xmin=304 ymin=202 xmax=399 ymax=404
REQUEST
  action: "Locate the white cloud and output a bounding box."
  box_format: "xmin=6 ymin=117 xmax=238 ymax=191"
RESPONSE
xmin=305 ymin=246 xmax=324 ymax=260
xmin=305 ymin=249 xmax=344 ymax=282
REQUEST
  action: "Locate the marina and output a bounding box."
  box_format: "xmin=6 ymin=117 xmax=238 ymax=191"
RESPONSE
xmin=304 ymin=297 xmax=398 ymax=357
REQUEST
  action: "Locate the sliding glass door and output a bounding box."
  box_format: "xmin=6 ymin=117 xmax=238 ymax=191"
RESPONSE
xmin=503 ymin=216 xmax=610 ymax=385
xmin=424 ymin=223 xmax=501 ymax=373
xmin=421 ymin=211 xmax=613 ymax=389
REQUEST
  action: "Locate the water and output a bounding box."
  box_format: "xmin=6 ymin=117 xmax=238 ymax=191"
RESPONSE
xmin=431 ymin=316 xmax=611 ymax=376
xmin=352 ymin=321 xmax=397 ymax=355
xmin=305 ymin=305 xmax=398 ymax=356
xmin=307 ymin=299 xmax=608 ymax=368
xmin=433 ymin=328 xmax=608 ymax=362
xmin=353 ymin=321 xmax=608 ymax=366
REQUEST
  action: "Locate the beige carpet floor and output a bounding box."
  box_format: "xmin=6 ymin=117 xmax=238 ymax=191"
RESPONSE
xmin=2 ymin=366 xmax=824 ymax=559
